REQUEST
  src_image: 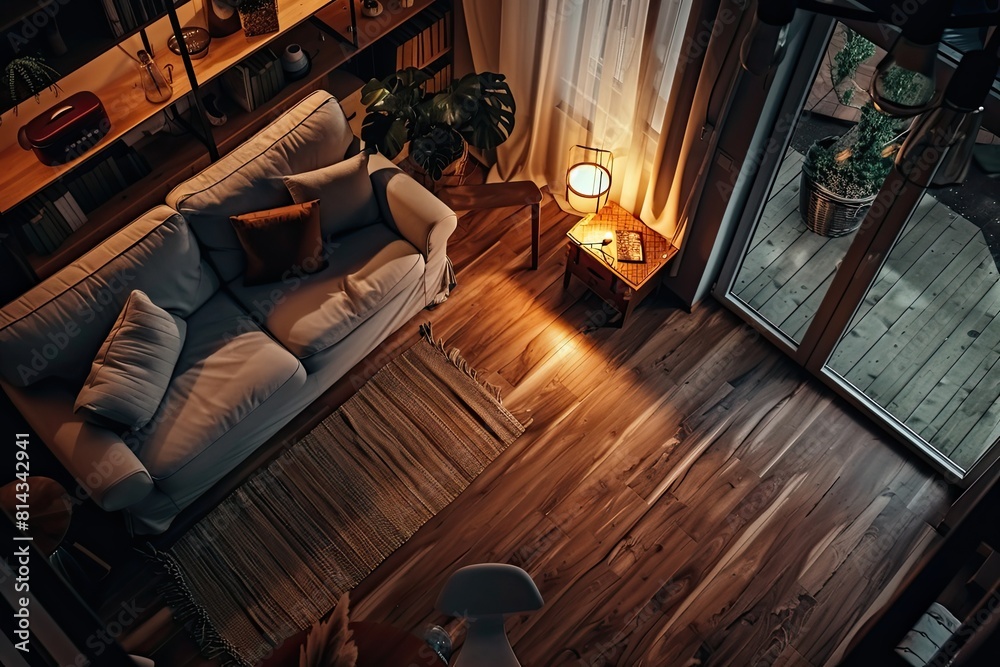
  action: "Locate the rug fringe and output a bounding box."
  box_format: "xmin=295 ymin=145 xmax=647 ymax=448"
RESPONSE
xmin=144 ymin=545 xmax=251 ymax=667
xmin=419 ymin=322 xmax=506 ymax=404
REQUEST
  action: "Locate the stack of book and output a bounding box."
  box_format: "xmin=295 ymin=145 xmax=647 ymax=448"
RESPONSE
xmin=7 ymin=142 xmax=152 ymax=255
xmin=394 ymin=7 xmax=452 ymax=71
xmin=426 ymin=63 xmax=453 ymax=94
xmin=101 ymin=0 xmax=174 ymax=37
xmin=220 ymin=49 xmax=287 ymax=113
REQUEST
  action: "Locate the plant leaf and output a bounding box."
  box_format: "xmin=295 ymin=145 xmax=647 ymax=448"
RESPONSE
xmin=410 ymin=125 xmax=465 ymax=181
xmin=361 ymin=113 xmax=410 ymax=159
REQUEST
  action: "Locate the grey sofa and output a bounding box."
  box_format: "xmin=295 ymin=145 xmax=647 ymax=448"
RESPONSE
xmin=0 ymin=92 xmax=457 ymax=533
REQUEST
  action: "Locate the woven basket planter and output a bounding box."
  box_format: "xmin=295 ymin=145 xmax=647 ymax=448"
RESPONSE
xmin=799 ymin=138 xmax=876 ymax=238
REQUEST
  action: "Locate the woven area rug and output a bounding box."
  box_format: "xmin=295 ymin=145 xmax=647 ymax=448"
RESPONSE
xmin=157 ymin=325 xmax=526 ymax=666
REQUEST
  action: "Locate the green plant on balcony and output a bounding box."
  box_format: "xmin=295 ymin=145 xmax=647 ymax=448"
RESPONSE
xmin=801 ymin=28 xmax=916 ymax=236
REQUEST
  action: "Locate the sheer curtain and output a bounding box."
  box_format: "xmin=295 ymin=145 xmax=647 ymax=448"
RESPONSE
xmin=463 ymin=0 xmax=698 ymax=241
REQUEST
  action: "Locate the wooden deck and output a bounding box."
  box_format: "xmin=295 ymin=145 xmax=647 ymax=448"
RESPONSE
xmin=96 ymin=191 xmax=952 ymax=667
xmin=734 ymin=149 xmax=1000 ymax=471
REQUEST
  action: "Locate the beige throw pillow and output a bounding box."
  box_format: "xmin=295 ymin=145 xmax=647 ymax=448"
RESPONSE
xmin=75 ymin=290 xmax=187 ymax=430
xmin=283 ymin=152 xmax=380 ymax=239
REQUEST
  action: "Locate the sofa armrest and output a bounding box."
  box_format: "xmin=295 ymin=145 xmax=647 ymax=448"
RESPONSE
xmin=367 ymin=152 xmax=458 ymax=260
xmin=2 ymin=381 xmax=153 ymax=512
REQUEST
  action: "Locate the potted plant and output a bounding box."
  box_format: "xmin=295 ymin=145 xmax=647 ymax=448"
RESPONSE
xmin=2 ymin=56 xmax=61 ymax=124
xmin=361 ymin=68 xmax=515 ymax=183
xmin=800 ymin=28 xmax=916 ymax=237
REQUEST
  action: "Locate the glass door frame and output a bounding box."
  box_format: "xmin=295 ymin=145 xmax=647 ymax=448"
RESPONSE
xmin=713 ymin=15 xmax=995 ymax=483
xmin=714 ymin=15 xmax=839 ymax=366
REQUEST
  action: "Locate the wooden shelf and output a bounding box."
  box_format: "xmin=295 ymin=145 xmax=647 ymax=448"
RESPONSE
xmin=26 ymin=129 xmax=209 ymax=278
xmin=315 ymin=0 xmax=439 ymax=51
xmin=5 ymin=0 xmax=452 ymax=283
xmin=0 ymin=0 xmax=336 ymax=214
xmin=416 ymin=45 xmax=452 ymax=72
xmin=212 ymin=20 xmax=364 ymax=154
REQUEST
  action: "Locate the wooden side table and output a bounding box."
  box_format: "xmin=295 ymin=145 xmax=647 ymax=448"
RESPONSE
xmin=436 ymin=181 xmax=543 ymax=269
xmin=0 ymin=476 xmax=72 ymax=558
xmin=564 ymin=202 xmax=678 ymax=326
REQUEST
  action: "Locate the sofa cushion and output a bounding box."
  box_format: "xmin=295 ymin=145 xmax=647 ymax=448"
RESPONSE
xmin=75 ymin=290 xmax=187 ymax=430
xmin=126 ymin=292 xmax=305 ymax=489
xmin=230 ymin=200 xmax=327 ymax=286
xmin=0 ymin=206 xmax=218 ymax=388
xmin=227 ymin=223 xmax=424 ymax=364
xmin=284 ymin=152 xmax=380 ymax=239
xmin=166 ymin=92 xmax=355 ymax=283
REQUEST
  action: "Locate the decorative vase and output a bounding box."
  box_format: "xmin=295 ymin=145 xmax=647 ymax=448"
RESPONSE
xmin=204 ymin=0 xmax=242 ymax=38
xmin=238 ymin=0 xmax=280 ymax=37
xmin=137 ymin=50 xmax=172 ymax=104
xmin=280 ymin=44 xmax=310 ymax=81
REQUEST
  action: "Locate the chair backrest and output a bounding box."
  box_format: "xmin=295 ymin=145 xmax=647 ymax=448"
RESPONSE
xmin=436 ymin=564 xmax=543 ymax=667
xmin=436 ymin=563 xmax=544 ymax=617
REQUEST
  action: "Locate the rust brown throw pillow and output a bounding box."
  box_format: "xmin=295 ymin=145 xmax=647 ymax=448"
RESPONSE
xmin=230 ymin=200 xmax=327 ymax=286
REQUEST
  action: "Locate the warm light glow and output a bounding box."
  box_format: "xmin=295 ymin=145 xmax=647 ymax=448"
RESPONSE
xmin=567 ymin=162 xmax=611 ymax=213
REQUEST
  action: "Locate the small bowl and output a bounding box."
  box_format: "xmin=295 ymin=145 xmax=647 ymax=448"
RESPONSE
xmin=168 ymin=27 xmax=211 ymax=60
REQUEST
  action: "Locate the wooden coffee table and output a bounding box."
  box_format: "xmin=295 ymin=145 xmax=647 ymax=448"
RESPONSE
xmin=564 ymin=202 xmax=678 ymax=326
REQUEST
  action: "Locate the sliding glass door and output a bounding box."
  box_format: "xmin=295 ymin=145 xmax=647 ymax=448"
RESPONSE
xmin=716 ymin=18 xmax=1000 ymax=480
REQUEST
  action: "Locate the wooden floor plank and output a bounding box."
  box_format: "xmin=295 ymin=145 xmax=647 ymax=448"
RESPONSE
xmin=756 ymin=233 xmax=851 ymax=333
xmin=96 ymin=191 xmax=954 ymax=667
xmin=829 ymin=212 xmax=977 ymax=375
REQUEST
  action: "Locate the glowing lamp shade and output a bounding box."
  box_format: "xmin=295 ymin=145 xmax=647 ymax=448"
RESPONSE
xmin=566 ymin=145 xmax=613 ymax=214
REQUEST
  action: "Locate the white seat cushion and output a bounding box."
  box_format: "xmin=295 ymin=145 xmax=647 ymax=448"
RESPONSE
xmin=226 ymin=223 xmax=424 ymax=366
xmin=128 ymin=292 xmax=306 ymax=500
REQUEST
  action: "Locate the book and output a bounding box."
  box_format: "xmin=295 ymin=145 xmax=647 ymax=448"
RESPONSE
xmin=91 ymin=159 xmax=117 ymax=202
xmin=248 ymin=63 xmax=262 ymax=110
xmin=615 ymin=230 xmax=645 ymax=263
xmin=19 ymin=217 xmax=45 ymax=255
xmin=51 ymin=192 xmax=80 ymax=233
xmin=221 ymin=63 xmax=253 ymax=113
xmin=28 ymin=211 xmax=56 ymax=254
xmin=101 ymin=0 xmax=124 ymax=37
xmin=114 ymin=0 xmax=137 ymax=33
xmin=37 ymin=194 xmax=72 ymax=239
xmin=63 ymin=192 xmax=88 ymax=230
xmin=29 ymin=202 xmax=60 ymax=253
xmin=79 ymin=167 xmax=106 ymax=207
xmin=105 ymin=155 xmax=129 ymax=192
xmin=66 ymin=175 xmax=95 ymax=213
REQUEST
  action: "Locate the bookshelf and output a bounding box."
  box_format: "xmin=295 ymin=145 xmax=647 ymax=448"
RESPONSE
xmin=0 ymin=0 xmax=456 ymax=285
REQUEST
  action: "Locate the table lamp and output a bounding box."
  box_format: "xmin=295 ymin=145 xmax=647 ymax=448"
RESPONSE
xmin=566 ymin=145 xmax=613 ymax=214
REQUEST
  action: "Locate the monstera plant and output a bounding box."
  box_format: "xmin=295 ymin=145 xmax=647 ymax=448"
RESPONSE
xmin=361 ymin=68 xmax=515 ymax=180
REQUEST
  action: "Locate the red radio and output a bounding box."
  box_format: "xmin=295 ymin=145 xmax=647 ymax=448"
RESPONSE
xmin=17 ymin=92 xmax=111 ymax=167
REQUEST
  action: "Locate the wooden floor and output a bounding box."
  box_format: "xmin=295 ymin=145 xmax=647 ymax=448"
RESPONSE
xmin=734 ymin=149 xmax=1000 ymax=471
xmin=104 ymin=193 xmax=953 ymax=667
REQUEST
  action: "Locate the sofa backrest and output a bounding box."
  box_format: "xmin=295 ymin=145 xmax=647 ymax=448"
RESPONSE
xmin=0 ymin=206 xmax=219 ymax=387
xmin=166 ymin=91 xmax=355 ymax=283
